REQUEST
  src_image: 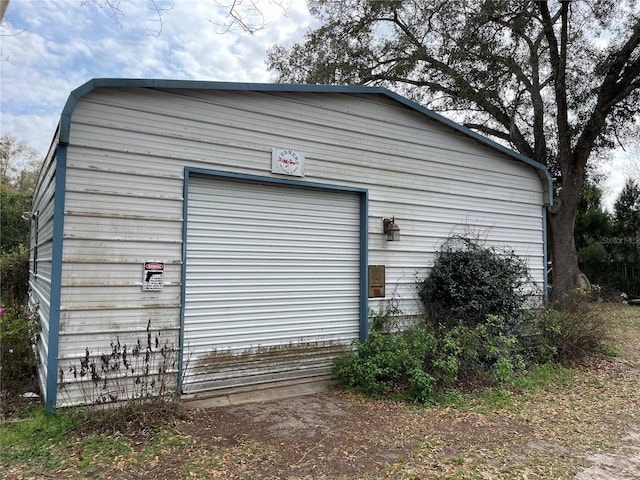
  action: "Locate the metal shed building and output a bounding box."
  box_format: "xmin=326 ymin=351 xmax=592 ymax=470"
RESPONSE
xmin=28 ymin=79 xmax=552 ymax=410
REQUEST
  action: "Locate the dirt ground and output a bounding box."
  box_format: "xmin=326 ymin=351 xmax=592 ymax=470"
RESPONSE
xmin=3 ymin=305 xmax=640 ymax=479
xmin=146 ymin=306 xmax=640 ymax=479
xmin=170 ymin=383 xmax=640 ymax=480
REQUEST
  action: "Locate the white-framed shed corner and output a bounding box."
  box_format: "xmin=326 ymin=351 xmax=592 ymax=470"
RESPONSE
xmin=27 ymin=79 xmax=552 ymax=411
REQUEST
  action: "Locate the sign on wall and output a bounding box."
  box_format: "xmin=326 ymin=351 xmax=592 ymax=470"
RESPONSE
xmin=368 ymin=265 xmax=386 ymax=298
xmin=271 ymin=148 xmax=305 ymax=177
xmin=142 ymin=261 xmax=164 ymax=291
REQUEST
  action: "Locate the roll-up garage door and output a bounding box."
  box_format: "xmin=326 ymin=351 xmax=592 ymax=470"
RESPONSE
xmin=182 ymin=176 xmax=362 ymax=395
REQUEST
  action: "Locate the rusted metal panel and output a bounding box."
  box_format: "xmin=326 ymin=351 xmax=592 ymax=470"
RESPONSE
xmin=182 ymin=176 xmax=361 ymax=394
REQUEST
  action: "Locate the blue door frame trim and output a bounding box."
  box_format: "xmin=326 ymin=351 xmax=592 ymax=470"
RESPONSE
xmin=178 ymin=167 xmax=369 ymax=393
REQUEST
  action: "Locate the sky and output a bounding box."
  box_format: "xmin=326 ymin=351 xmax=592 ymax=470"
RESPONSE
xmin=0 ymin=0 xmax=634 ymax=211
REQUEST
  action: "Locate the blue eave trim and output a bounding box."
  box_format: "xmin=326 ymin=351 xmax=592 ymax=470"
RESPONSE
xmin=55 ymin=78 xmax=552 ymax=206
xmin=45 ymin=143 xmax=67 ymax=413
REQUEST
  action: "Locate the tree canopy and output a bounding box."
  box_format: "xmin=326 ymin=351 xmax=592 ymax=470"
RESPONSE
xmin=267 ymin=0 xmax=640 ymax=299
xmin=0 ymin=135 xmax=41 ymax=254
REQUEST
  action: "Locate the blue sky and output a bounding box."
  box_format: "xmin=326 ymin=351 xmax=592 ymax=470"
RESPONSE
xmin=0 ymin=0 xmax=632 ymax=210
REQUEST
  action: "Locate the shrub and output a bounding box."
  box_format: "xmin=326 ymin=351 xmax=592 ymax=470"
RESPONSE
xmin=536 ymin=289 xmax=612 ymax=362
xmin=332 ymin=315 xmax=527 ymax=403
xmin=418 ymin=236 xmax=530 ymax=331
xmin=0 ymin=189 xmax=32 ymax=255
xmin=332 ymin=328 xmax=458 ymax=404
xmin=0 ymin=304 xmax=40 ymax=388
xmin=0 ymin=244 xmax=30 ymax=305
xmin=446 ymin=315 xmax=525 ymax=385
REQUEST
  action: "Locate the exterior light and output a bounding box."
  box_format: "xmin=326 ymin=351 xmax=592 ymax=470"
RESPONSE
xmin=383 ymin=217 xmax=400 ymax=241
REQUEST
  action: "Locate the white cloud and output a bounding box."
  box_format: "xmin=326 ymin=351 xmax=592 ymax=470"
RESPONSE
xmin=1 ymin=0 xmax=313 ymax=158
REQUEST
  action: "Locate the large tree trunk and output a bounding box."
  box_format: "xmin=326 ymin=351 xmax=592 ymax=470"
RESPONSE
xmin=548 ymin=171 xmax=583 ymax=302
xmin=548 ymin=207 xmax=580 ymax=302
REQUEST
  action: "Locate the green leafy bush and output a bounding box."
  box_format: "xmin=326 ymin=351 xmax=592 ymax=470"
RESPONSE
xmin=445 ymin=315 xmax=525 ymax=385
xmin=333 ymin=237 xmax=610 ymax=405
xmin=332 ymin=315 xmax=527 ymax=403
xmin=332 ymin=328 xmax=457 ymax=404
xmin=0 ymin=188 xmax=32 ymax=255
xmin=418 ymin=236 xmax=529 ymax=331
xmin=0 ymin=244 xmax=30 ymax=305
xmin=0 ymin=304 xmax=40 ymax=387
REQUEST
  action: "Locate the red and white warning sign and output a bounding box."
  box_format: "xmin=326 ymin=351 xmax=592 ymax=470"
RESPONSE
xmin=143 ymin=262 xmax=164 ymax=291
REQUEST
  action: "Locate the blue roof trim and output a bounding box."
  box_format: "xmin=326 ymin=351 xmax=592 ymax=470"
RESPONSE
xmin=58 ymin=78 xmax=553 ymax=205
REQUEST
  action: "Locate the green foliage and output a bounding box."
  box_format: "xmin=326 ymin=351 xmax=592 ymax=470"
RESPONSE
xmin=0 ymin=304 xmax=40 ymax=387
xmin=0 ymin=188 xmax=32 ymax=255
xmin=334 ymin=237 xmax=612 ymax=404
xmin=0 ymin=243 xmax=30 ymax=304
xmin=333 ymin=311 xmax=528 ymax=404
xmin=576 ymin=179 xmax=640 ymax=296
xmin=332 ymin=328 xmax=455 ymax=404
xmin=418 ymin=236 xmax=529 ymax=331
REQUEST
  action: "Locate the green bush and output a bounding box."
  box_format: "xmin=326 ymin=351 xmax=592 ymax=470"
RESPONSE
xmin=446 ymin=315 xmax=525 ymax=385
xmin=0 ymin=244 xmax=30 ymax=305
xmin=333 ymin=237 xmax=610 ymax=405
xmin=332 ymin=315 xmax=527 ymax=403
xmin=418 ymin=236 xmax=530 ymax=331
xmin=0 ymin=189 xmax=32 ymax=255
xmin=0 ymin=304 xmax=40 ymax=388
xmin=332 ymin=328 xmax=457 ymax=404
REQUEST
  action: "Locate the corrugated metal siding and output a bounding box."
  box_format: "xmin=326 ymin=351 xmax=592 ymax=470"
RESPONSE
xmin=182 ymin=176 xmax=361 ymax=394
xmin=54 ymin=141 xmax=183 ymax=406
xmin=28 ymin=144 xmax=58 ymax=402
xmin=51 ymin=86 xmax=546 ymax=405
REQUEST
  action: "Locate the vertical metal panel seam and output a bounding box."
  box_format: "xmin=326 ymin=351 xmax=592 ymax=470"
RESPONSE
xmin=177 ymin=169 xmax=190 ymax=396
xmin=45 ymin=143 xmax=67 ymax=414
xmin=543 ymin=206 xmax=549 ymax=301
xmin=360 ymin=191 xmax=369 ymax=342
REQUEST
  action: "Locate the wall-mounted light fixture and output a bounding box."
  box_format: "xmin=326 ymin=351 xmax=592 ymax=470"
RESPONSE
xmin=383 ymin=217 xmax=400 ymax=241
xmin=21 ymin=211 xmax=36 ymax=221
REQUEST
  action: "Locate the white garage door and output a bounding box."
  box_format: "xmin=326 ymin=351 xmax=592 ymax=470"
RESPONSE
xmin=182 ymin=175 xmax=362 ymax=395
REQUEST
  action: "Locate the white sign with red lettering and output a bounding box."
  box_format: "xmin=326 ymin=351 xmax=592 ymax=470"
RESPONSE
xmin=271 ymin=148 xmax=305 ymax=177
xmin=143 ymin=261 xmax=165 ymax=291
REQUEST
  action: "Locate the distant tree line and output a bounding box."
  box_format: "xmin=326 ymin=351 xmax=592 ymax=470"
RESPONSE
xmin=576 ymin=178 xmax=640 ymax=298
